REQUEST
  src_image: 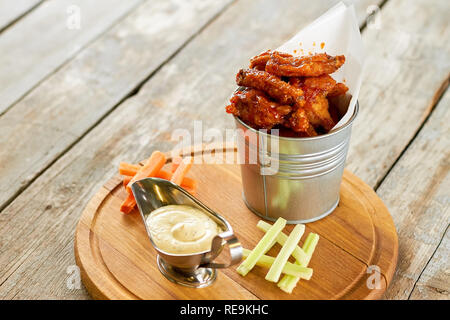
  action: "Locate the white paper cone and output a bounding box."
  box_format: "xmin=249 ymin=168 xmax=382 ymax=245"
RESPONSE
xmin=277 ymin=2 xmax=364 ymax=129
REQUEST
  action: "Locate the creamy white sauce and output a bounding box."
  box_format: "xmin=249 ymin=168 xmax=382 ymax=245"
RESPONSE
xmin=146 ymin=205 xmax=221 ymax=254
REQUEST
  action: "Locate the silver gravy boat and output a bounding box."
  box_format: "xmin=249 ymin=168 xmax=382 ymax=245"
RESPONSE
xmin=131 ymin=178 xmax=243 ymax=288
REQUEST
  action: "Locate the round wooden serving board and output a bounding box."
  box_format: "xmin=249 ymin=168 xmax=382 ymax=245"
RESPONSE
xmin=75 ymin=146 xmax=398 ymax=300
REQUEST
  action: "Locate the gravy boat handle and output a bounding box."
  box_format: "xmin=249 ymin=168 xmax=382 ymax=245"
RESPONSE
xmin=201 ymin=231 xmax=242 ymax=269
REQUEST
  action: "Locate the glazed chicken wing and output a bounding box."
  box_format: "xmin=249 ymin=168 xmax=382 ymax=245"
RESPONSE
xmin=303 ymin=74 xmax=337 ymax=91
xmin=286 ymin=107 xmax=318 ymax=136
xmin=290 ymin=75 xmax=337 ymax=131
xmin=226 ymin=88 xmax=292 ymax=129
xmin=226 ymin=50 xmax=348 ymax=136
xmin=236 ymin=69 xmax=305 ymax=107
xmin=327 ymin=82 xmax=349 ymax=97
xmin=303 ymin=92 xmax=335 ymax=132
xmin=266 ymin=52 xmax=345 ymax=77
xmin=249 ymin=50 xmax=293 ymax=71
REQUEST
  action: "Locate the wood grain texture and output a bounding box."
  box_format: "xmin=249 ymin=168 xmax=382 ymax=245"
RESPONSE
xmin=75 ymin=147 xmax=397 ymax=300
xmin=0 ymin=0 xmax=42 ymax=31
xmin=346 ymin=0 xmax=450 ymax=188
xmin=76 ymin=175 xmax=257 ymax=300
xmin=409 ymin=227 xmax=449 ymax=300
xmin=0 ymin=0 xmax=378 ymax=216
xmin=0 ymin=0 xmax=233 ymax=212
xmin=1 ymin=0 xmax=441 ymax=300
xmin=1 ymin=0 xmax=349 ymax=298
xmin=377 ymin=89 xmax=450 ymax=300
xmin=0 ymin=0 xmax=143 ymax=115
xmin=344 ymin=0 xmax=450 ymax=298
xmin=308 ymin=170 xmax=398 ymax=286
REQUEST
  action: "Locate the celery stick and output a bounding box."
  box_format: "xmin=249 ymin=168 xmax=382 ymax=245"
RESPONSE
xmin=236 ymin=218 xmax=286 ymax=276
xmin=278 ymin=270 xmax=300 ymax=294
xmin=303 ymin=233 xmax=320 ymax=256
xmin=278 ymin=233 xmax=319 ymax=293
xmin=257 ymin=220 xmax=309 ymax=266
xmin=242 ymin=249 xmax=313 ymax=279
xmin=265 ymin=224 xmax=305 ymax=282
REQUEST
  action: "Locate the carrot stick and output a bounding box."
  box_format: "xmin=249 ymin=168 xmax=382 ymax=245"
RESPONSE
xmin=119 ymin=162 xmax=168 ymax=177
xmin=171 ymin=155 xmax=183 ymax=173
xmin=119 ymin=162 xmax=141 ymax=176
xmin=123 ymin=170 xmax=172 ymax=184
xmin=122 ymin=170 xmax=173 ymax=187
xmin=155 ymin=169 xmax=172 ymax=180
xmin=180 ymin=176 xmax=196 ymax=189
xmin=120 ymin=194 xmax=136 ymax=214
xmin=121 ymin=167 xmax=174 ymax=180
xmin=182 ymin=186 xmax=196 ymax=195
xmin=120 ymin=184 xmax=194 ymax=214
xmin=126 ymin=151 xmax=166 ymax=193
xmin=170 ymin=156 xmax=193 ymax=185
xmin=123 ymin=173 xmax=196 ymax=190
xmin=123 ymin=176 xmax=132 ymax=187
xmin=121 ymin=170 xmax=173 ymax=211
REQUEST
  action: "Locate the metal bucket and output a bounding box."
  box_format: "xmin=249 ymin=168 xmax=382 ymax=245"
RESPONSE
xmin=235 ymin=102 xmax=359 ymax=224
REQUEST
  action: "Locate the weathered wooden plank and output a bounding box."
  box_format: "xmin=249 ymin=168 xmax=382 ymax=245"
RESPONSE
xmin=346 ymin=0 xmax=450 ymax=188
xmin=0 ymin=0 xmax=143 ymax=115
xmin=0 ymin=0 xmax=381 ymax=300
xmin=346 ymin=0 xmax=450 ymax=300
xmin=377 ymin=89 xmax=449 ymax=300
xmin=0 ymin=0 xmax=234 ymax=212
xmin=409 ymin=227 xmax=449 ymax=300
xmin=0 ymin=0 xmax=377 ymax=212
xmin=352 ymin=0 xmax=383 ymax=27
xmin=0 ymin=0 xmax=41 ymax=32
xmin=0 ymin=0 xmax=379 ymax=213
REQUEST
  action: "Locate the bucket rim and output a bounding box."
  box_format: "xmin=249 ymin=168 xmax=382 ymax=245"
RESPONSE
xmin=234 ymin=101 xmax=359 ymax=141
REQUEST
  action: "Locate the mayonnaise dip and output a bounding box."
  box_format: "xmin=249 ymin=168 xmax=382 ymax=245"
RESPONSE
xmin=146 ymin=205 xmax=221 ymax=254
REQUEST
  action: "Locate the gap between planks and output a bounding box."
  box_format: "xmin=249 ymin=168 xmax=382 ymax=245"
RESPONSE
xmin=0 ymin=0 xmax=144 ymax=117
xmin=357 ymin=0 xmax=389 ymax=31
xmin=0 ymin=1 xmax=394 ymax=298
xmin=0 ymin=0 xmax=44 ymax=34
xmin=373 ymin=77 xmax=450 ymax=192
xmin=407 ymin=224 xmax=449 ymax=300
xmin=376 ymin=89 xmax=448 ymax=296
xmin=3 ymin=0 xmax=445 ymax=299
xmin=0 ymin=0 xmax=376 ymax=214
xmin=0 ymin=0 xmax=237 ymax=214
xmin=375 ymin=80 xmax=450 ymax=299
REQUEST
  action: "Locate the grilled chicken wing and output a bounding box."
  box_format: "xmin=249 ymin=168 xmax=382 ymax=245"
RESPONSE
xmin=290 ymin=75 xmax=337 ymax=131
xmin=286 ymin=107 xmax=318 ymax=136
xmin=327 ymin=82 xmax=349 ymax=97
xmin=226 ymin=50 xmax=348 ymax=136
xmin=236 ymin=69 xmax=305 ymax=107
xmin=303 ymin=92 xmax=335 ymax=132
xmin=266 ymin=52 xmax=345 ymax=77
xmin=249 ymin=50 xmax=293 ymax=71
xmin=226 ymin=88 xmax=292 ymax=129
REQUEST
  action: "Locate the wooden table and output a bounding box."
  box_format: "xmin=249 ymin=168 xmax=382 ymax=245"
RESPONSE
xmin=0 ymin=0 xmax=448 ymax=300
